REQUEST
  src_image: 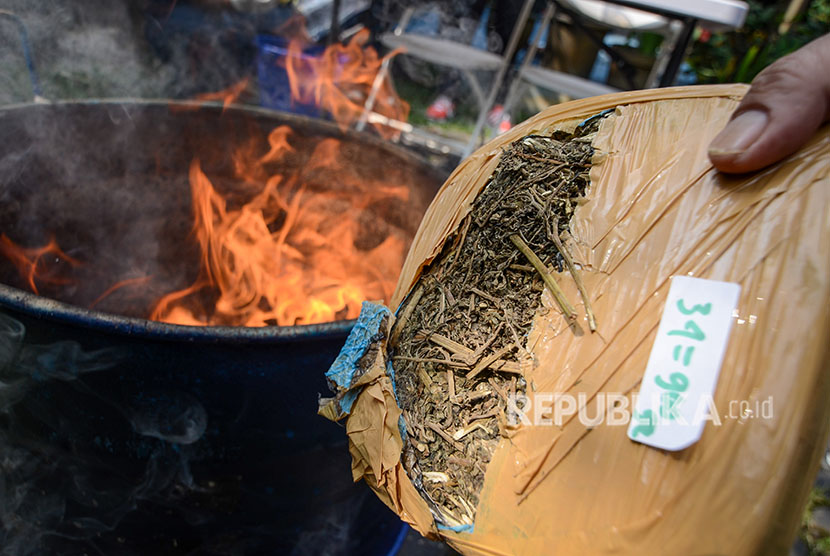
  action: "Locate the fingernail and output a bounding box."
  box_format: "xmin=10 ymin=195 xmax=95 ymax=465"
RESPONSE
xmin=709 ymin=110 xmax=769 ymax=155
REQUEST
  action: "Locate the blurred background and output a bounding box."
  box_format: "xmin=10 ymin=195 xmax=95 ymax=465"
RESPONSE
xmin=1 ymin=0 xmax=828 ymax=165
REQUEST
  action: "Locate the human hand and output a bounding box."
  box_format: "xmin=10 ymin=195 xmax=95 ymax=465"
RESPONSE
xmin=708 ymin=33 xmax=830 ymax=174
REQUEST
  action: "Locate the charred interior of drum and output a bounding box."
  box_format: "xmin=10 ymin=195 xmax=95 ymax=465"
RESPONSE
xmin=389 ymin=114 xmax=605 ymax=527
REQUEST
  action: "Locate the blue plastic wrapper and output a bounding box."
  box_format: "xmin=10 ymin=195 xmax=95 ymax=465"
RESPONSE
xmin=322 ymin=301 xmax=391 ymax=416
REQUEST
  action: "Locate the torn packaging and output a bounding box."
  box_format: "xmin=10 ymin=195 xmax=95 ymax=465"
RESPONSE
xmin=322 ymin=85 xmax=830 ymax=555
xmin=319 ymin=302 xmax=436 ymax=536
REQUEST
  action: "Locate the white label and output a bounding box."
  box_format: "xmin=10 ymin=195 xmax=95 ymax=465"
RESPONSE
xmin=628 ymin=276 xmax=741 ymax=451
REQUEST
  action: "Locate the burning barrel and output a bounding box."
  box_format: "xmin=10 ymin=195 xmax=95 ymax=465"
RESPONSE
xmin=0 ymin=100 xmax=443 ymax=554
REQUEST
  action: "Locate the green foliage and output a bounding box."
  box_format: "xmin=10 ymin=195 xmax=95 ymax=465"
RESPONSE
xmin=801 ymin=486 xmax=830 ymax=555
xmin=688 ymin=0 xmax=830 ymax=84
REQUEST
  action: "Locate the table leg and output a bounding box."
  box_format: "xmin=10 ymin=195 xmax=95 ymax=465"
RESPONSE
xmin=659 ymin=17 xmax=697 ymax=87
xmin=462 ymin=69 xmax=487 ymax=111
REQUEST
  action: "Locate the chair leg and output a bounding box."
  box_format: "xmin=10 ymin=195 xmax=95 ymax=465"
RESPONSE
xmin=502 ymin=1 xmax=557 ymax=121
xmin=658 ymin=17 xmax=697 ymax=87
xmin=355 ymin=56 xmax=393 ymax=133
xmin=393 ymin=7 xmax=414 ymax=36
xmin=461 ymin=69 xmax=488 ymax=111
xmin=645 ymin=20 xmax=683 ymax=89
xmin=462 ymin=0 xmax=536 ymax=158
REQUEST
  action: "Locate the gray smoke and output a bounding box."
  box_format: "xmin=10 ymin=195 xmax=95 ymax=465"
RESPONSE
xmin=0 ymin=0 xmax=262 ymax=106
xmin=128 ymin=390 xmax=208 ymax=445
xmin=0 ymin=97 xmax=203 ymax=318
xmin=0 ymin=312 xmax=208 ymax=556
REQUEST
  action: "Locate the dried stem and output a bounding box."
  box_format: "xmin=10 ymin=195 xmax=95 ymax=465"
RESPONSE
xmin=391 ymin=285 xmax=424 ymax=344
xmin=466 ymin=345 xmax=514 ymax=380
xmin=550 ymin=216 xmax=597 ymax=332
xmin=392 ymin=355 xmax=521 ymax=373
xmin=509 ymin=233 xmax=576 ymax=320
xmin=426 ymin=421 xmax=466 ymax=452
xmin=447 ymin=369 xmax=456 ymax=400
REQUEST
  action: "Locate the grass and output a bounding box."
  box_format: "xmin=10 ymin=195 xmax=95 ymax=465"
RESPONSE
xmin=392 ymin=70 xmax=479 ymax=139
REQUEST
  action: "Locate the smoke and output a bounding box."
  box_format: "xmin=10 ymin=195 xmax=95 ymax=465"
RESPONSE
xmin=0 ymin=1 xmax=170 ymax=105
xmin=0 ymin=311 xmax=210 ymax=555
xmin=0 ymin=308 xmax=409 ymax=554
xmin=128 ymin=390 xmax=208 ymax=445
xmin=0 ymin=0 xmax=265 ymax=106
xmin=289 ymin=489 xmax=372 ymax=556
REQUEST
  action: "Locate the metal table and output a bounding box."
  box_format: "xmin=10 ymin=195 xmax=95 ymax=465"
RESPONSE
xmin=570 ymin=0 xmax=749 ymax=86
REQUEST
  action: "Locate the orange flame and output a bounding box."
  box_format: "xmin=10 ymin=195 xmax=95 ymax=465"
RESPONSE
xmin=169 ymin=78 xmax=252 ymax=114
xmin=90 ymin=275 xmax=153 ymax=309
xmin=285 ymin=29 xmax=408 ymax=138
xmin=193 ymin=77 xmax=251 ymax=110
xmin=151 ymin=126 xmax=409 ymax=327
xmin=0 ymin=234 xmax=80 ymax=294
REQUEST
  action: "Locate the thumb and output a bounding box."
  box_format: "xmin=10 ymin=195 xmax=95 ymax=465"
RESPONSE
xmin=708 ymin=34 xmax=830 ymax=174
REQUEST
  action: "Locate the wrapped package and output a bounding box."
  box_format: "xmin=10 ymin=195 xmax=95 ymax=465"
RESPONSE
xmin=320 ymin=84 xmax=830 ymax=555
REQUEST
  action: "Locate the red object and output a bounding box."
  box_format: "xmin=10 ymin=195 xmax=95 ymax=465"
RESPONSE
xmin=488 ymin=104 xmax=512 ymax=134
xmin=426 ymin=95 xmax=455 ymax=121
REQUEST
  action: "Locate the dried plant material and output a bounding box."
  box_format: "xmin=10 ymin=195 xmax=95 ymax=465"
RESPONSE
xmin=391 ymin=285 xmax=424 ymax=344
xmin=418 ymin=365 xmax=434 ymax=388
xmin=447 ymin=456 xmax=474 ymax=467
xmin=549 ymin=215 xmax=597 ymax=331
xmin=426 ymin=421 xmax=466 ymax=453
xmin=426 ymin=332 xmax=477 ymax=363
xmin=390 ymin=122 xmax=598 ymax=525
xmin=465 ymin=345 xmax=514 ymax=380
xmin=509 ymin=233 xmax=576 ymax=320
xmin=424 ymin=471 xmax=451 ymax=483
xmin=452 ymin=422 xmax=492 ymax=441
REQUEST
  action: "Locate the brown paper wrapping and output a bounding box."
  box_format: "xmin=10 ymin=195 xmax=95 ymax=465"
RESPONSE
xmin=335 ymin=85 xmax=830 ymax=554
